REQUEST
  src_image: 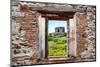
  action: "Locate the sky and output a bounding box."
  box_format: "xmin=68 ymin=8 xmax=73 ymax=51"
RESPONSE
xmin=48 ymin=20 xmax=67 ymax=33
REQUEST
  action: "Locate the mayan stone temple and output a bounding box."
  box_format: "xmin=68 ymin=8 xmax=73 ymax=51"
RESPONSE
xmin=55 ymin=27 xmax=65 ymax=35
xmin=11 ymin=0 xmax=96 ymax=66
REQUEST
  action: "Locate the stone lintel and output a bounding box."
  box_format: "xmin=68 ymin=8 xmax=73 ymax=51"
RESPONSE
xmin=29 ymin=6 xmax=84 ymax=13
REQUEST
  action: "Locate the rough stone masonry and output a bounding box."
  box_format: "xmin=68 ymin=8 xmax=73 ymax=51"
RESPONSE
xmin=11 ymin=0 xmax=96 ymax=66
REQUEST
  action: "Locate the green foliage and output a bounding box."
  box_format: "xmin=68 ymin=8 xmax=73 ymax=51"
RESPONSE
xmin=49 ymin=33 xmax=52 ymax=36
xmin=48 ymin=37 xmax=53 ymax=41
xmin=57 ymin=36 xmax=67 ymax=44
xmin=48 ymin=35 xmax=68 ymax=56
xmin=48 ymin=49 xmax=66 ymax=56
xmin=64 ymin=32 xmax=67 ymax=36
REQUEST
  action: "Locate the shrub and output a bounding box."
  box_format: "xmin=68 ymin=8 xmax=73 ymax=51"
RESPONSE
xmin=62 ymin=39 xmax=67 ymax=43
xmin=48 ymin=37 xmax=53 ymax=41
xmin=64 ymin=32 xmax=67 ymax=36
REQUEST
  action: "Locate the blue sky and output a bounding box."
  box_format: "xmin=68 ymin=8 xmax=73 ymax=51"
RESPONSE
xmin=48 ymin=20 xmax=67 ymax=33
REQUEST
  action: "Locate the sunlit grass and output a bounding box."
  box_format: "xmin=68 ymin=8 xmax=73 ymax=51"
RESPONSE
xmin=48 ymin=36 xmax=68 ymax=56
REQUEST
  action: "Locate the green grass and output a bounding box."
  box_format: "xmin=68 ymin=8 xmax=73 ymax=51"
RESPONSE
xmin=48 ymin=36 xmax=68 ymax=56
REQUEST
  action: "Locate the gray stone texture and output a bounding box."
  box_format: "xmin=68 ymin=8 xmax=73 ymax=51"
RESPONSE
xmin=11 ymin=0 xmax=96 ymax=65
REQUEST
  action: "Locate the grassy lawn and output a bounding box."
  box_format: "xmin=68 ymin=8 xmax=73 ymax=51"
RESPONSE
xmin=48 ymin=35 xmax=68 ymax=56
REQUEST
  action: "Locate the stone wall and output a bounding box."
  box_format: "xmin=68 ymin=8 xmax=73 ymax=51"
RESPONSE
xmin=79 ymin=6 xmax=96 ymax=60
xmin=74 ymin=6 xmax=96 ymax=61
xmin=11 ymin=0 xmax=96 ymax=65
xmin=11 ymin=0 xmax=41 ymax=65
xmin=76 ymin=12 xmax=87 ymax=56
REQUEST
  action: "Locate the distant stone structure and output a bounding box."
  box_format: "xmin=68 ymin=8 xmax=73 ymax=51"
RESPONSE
xmin=55 ymin=27 xmax=65 ymax=36
xmin=55 ymin=27 xmax=65 ymax=33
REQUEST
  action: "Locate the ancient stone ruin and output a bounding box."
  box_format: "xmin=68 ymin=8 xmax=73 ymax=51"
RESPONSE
xmin=55 ymin=27 xmax=65 ymax=35
xmin=11 ymin=0 xmax=96 ymax=66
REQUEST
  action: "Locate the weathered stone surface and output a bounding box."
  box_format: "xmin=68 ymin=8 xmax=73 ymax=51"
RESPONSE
xmin=12 ymin=12 xmax=25 ymax=17
xmin=11 ymin=0 xmax=96 ymax=65
xmin=11 ymin=1 xmax=40 ymax=65
xmin=79 ymin=6 xmax=96 ymax=60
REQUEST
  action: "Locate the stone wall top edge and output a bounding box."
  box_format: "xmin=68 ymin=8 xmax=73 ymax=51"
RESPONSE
xmin=20 ymin=1 xmax=96 ymax=7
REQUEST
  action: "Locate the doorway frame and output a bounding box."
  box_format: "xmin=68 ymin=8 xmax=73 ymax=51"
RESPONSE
xmin=39 ymin=11 xmax=76 ymax=60
xmin=45 ymin=16 xmax=70 ymax=59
